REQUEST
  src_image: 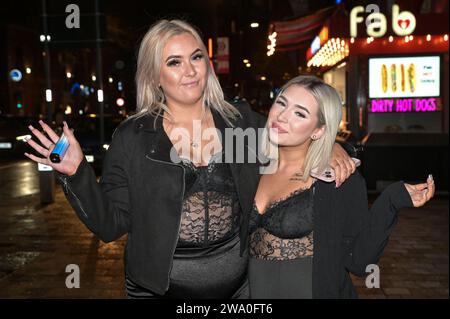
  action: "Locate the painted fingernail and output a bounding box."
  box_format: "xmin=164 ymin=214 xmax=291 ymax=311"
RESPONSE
xmin=28 ymin=125 xmax=34 ymax=130
xmin=428 ymin=174 xmax=433 ymax=180
xmin=39 ymin=120 xmax=44 ymax=124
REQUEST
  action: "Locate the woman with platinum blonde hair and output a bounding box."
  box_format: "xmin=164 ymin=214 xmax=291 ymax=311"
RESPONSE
xmin=133 ymin=19 xmax=240 ymax=128
xmin=248 ymin=75 xmax=435 ymax=299
xmin=23 ymin=21 xmax=355 ymax=298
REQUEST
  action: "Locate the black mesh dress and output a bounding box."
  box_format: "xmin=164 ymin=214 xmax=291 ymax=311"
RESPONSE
xmin=248 ymin=185 xmax=315 ymax=299
xmin=126 ymin=151 xmax=248 ymax=298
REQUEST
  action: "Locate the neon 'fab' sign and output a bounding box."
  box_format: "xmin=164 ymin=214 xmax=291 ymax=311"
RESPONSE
xmin=350 ymin=4 xmax=416 ymax=38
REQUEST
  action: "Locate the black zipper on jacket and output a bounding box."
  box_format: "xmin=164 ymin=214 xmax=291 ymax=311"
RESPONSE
xmin=60 ymin=176 xmax=89 ymax=219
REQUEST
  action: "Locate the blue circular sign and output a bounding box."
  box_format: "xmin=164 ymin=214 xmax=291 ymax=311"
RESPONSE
xmin=10 ymin=69 xmax=22 ymax=82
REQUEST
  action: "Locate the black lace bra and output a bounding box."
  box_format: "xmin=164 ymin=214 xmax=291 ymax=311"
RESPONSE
xmin=176 ymin=152 xmax=241 ymax=248
xmin=248 ymin=186 xmax=315 ymax=260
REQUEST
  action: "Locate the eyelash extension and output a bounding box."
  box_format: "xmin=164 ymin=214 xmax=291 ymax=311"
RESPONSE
xmin=276 ymin=100 xmax=305 ymax=117
xmin=192 ymin=53 xmax=204 ymax=60
xmin=167 ymin=54 xmax=203 ymax=67
xmin=167 ymin=59 xmax=180 ymax=67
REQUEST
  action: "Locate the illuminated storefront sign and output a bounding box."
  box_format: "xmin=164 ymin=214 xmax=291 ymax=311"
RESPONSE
xmin=369 ymin=56 xmax=441 ymax=113
xmin=350 ymin=4 xmax=416 ymax=37
xmin=370 ymin=97 xmax=440 ymax=113
xmin=311 ymin=36 xmax=321 ymax=55
xmin=308 ymin=26 xmax=329 ymax=58
xmin=318 ymin=26 xmax=329 ymax=45
xmin=307 ymin=38 xmax=349 ymax=67
xmin=369 ymin=56 xmax=440 ymax=98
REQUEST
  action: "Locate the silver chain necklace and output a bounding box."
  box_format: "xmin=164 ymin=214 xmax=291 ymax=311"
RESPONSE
xmin=166 ymin=107 xmax=208 ymax=149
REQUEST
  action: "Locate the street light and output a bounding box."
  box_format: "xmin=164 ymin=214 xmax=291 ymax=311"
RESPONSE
xmin=267 ymin=32 xmax=277 ymax=56
xmin=116 ymin=97 xmax=125 ymax=107
xmin=45 ymin=89 xmax=52 ymax=102
xmin=97 ymin=89 xmax=104 ymax=102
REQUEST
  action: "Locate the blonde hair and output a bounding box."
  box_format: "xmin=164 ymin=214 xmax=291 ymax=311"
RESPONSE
xmin=263 ymin=75 xmax=342 ymax=181
xmin=132 ymin=19 xmax=240 ymax=126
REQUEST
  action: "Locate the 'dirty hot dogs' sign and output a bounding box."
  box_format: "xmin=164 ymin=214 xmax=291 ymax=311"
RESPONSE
xmin=370 ymin=98 xmax=440 ymax=113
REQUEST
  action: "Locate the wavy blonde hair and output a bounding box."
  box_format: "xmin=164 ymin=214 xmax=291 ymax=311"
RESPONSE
xmin=132 ymin=19 xmax=240 ymax=126
xmin=262 ymin=75 xmax=342 ymax=181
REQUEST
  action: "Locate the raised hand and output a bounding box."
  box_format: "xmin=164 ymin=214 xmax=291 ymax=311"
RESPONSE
xmin=24 ymin=120 xmax=84 ymax=176
xmin=404 ymin=175 xmax=435 ymax=207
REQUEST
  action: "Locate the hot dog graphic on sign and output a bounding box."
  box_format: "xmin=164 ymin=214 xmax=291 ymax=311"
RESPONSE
xmin=370 ymin=56 xmax=440 ymax=98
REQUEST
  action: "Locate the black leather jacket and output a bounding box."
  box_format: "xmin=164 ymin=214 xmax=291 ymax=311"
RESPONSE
xmin=58 ymin=103 xmax=266 ymax=295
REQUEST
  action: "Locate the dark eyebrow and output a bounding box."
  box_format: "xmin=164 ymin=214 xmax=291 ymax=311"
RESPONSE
xmin=277 ymin=95 xmax=287 ymax=102
xmin=165 ymin=48 xmax=203 ymax=62
xmin=191 ymin=48 xmax=202 ymax=56
xmin=294 ymin=104 xmax=310 ymax=114
xmin=277 ymin=95 xmax=310 ymax=114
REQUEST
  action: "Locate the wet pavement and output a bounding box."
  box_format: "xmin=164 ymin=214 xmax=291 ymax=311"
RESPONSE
xmin=0 ymin=160 xmax=448 ymax=299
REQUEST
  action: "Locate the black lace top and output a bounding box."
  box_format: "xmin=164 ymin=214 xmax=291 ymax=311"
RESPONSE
xmin=249 ymin=185 xmax=315 ymax=260
xmin=166 ymin=152 xmax=247 ymax=297
xmin=176 ymin=151 xmax=241 ymax=248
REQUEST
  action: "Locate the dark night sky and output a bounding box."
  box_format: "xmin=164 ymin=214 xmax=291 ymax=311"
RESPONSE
xmin=0 ymin=0 xmax=339 ymax=108
xmin=0 ymin=0 xmax=335 ymax=58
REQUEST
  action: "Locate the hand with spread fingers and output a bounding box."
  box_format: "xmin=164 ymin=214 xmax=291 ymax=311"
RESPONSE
xmin=24 ymin=120 xmax=84 ymax=176
xmin=330 ymin=143 xmax=357 ymax=188
xmin=404 ymin=175 xmax=436 ymax=207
